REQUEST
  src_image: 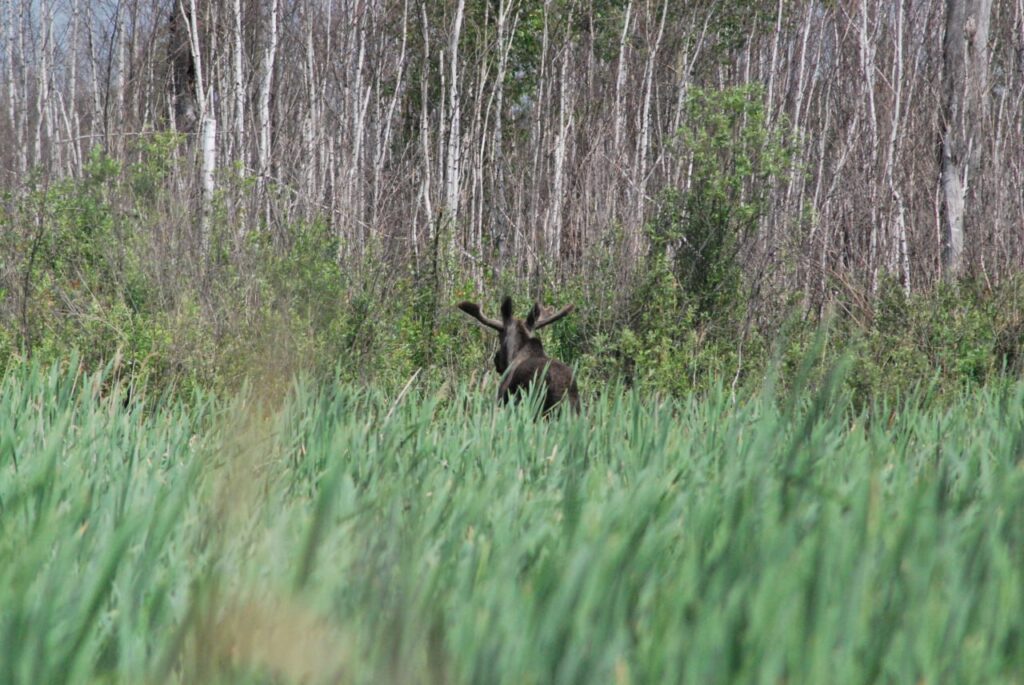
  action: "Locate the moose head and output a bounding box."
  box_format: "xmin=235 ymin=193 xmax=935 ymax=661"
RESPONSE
xmin=457 ymin=296 xmax=579 ymax=413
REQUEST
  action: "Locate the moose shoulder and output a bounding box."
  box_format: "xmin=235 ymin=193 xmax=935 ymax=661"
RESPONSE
xmin=457 ymin=296 xmax=580 ymax=414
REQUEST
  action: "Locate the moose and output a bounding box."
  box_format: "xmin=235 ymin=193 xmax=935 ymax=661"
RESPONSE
xmin=457 ymin=296 xmax=580 ymax=413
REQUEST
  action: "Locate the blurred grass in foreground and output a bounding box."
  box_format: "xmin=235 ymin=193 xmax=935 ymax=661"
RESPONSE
xmin=1 ymin=355 xmax=1023 ymax=684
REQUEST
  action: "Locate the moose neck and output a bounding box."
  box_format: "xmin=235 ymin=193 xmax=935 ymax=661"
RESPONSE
xmin=514 ymin=337 xmax=546 ymax=361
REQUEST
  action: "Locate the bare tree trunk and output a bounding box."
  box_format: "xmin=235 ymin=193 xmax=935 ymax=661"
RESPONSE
xmin=635 ymin=0 xmax=668 ymax=231
xmin=886 ymin=0 xmax=911 ymax=294
xmin=765 ymin=0 xmax=784 ymax=120
xmin=613 ymin=0 xmax=633 ymax=153
xmin=444 ymin=0 xmax=465 ymax=227
xmin=466 ymin=0 xmax=493 ymax=285
xmin=548 ymin=23 xmax=572 ymax=269
xmin=857 ymin=0 xmax=880 ymax=295
xmin=489 ymin=0 xmax=517 ymax=264
xmin=941 ymin=0 xmax=993 ymax=277
xmin=527 ymin=1 xmax=551 ymax=284
xmin=416 ymin=0 xmax=434 ymax=267
xmin=4 ymin=0 xmax=24 ymax=178
xmin=372 ymin=0 xmax=408 ymax=234
xmin=114 ymin=1 xmax=127 ymax=157
xmin=185 ymin=0 xmax=204 ymax=118
xmin=200 ymin=113 xmax=216 ymax=261
xmin=66 ymin=0 xmax=82 ymax=176
xmin=231 ymin=0 xmax=245 ymax=166
xmin=345 ymin=1 xmax=370 ymax=253
xmin=302 ymin=1 xmax=317 ymax=214
xmin=258 ymin=0 xmax=279 ymax=219
xmin=33 ymin=0 xmax=52 ymax=170
xmin=87 ymin=8 xmax=103 ymax=142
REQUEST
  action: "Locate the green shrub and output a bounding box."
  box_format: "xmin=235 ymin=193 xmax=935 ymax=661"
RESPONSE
xmin=649 ymin=84 xmax=792 ymax=323
xmin=2 ymin=132 xmax=1022 ymax=407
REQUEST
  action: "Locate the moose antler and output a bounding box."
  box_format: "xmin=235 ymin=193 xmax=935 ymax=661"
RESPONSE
xmin=530 ymin=303 xmax=574 ymax=330
xmin=457 ymin=301 xmax=503 ymax=331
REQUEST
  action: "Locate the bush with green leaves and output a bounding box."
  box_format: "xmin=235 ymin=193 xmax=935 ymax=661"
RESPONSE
xmin=2 ymin=128 xmax=1023 ymax=408
xmin=593 ymin=84 xmax=792 ymax=396
xmin=648 ymin=84 xmax=791 ymax=322
xmin=837 ymin=276 xmax=1024 ymax=405
xmin=2 ymin=149 xmax=162 ymax=375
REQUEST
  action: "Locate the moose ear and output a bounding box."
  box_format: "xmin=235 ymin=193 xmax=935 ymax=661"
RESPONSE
xmin=500 ymin=296 xmax=514 ymax=322
xmin=525 ymin=302 xmax=542 ymax=330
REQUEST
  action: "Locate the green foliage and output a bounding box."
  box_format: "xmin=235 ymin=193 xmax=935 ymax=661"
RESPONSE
xmin=839 ymin=277 xmax=1024 ymax=406
xmin=592 ymin=84 xmax=793 ymax=396
xmin=46 ymin=147 xmax=123 ymax=288
xmin=2 ymin=129 xmax=1022 ymax=410
xmin=127 ymin=131 xmax=186 ymax=206
xmin=704 ymin=0 xmax=782 ymax=59
xmin=649 ymin=84 xmax=791 ymax=321
xmin=2 ymin=147 xmax=164 ymax=379
xmin=3 ymin=361 xmax=1024 ymax=684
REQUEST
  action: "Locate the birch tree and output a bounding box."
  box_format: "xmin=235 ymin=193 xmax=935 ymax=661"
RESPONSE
xmin=941 ymin=0 xmax=993 ymax=277
xmin=258 ymin=0 xmax=279 ymax=214
xmin=444 ymin=0 xmax=465 ymax=224
xmin=0 ymin=0 xmax=1021 ymax=319
xmin=231 ymin=0 xmax=244 ymax=166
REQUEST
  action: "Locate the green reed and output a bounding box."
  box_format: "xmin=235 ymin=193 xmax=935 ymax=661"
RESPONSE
xmin=1 ymin=358 xmax=1022 ymax=684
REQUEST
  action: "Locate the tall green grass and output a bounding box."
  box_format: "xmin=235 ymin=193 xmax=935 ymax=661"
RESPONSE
xmin=1 ymin=358 xmax=1023 ymax=684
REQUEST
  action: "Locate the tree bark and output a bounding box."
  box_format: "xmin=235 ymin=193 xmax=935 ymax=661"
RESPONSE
xmin=941 ymin=0 xmax=992 ymax=278
xmin=231 ymin=0 xmax=245 ymax=166
xmin=444 ymin=0 xmax=466 ymax=225
xmin=200 ymin=113 xmax=216 ymax=261
xmin=258 ymin=0 xmax=279 ymax=216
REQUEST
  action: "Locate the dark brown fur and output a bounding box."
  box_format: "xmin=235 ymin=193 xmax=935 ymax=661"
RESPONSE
xmin=457 ymin=296 xmax=580 ymax=414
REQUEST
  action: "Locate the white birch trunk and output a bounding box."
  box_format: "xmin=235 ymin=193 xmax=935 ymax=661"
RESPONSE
xmin=548 ymin=31 xmax=572 ymax=266
xmin=87 ymin=12 xmax=102 ymax=142
xmin=67 ymin=0 xmax=82 ymax=175
xmin=444 ymin=0 xmax=465 ymax=224
xmin=612 ymin=0 xmax=633 ymax=153
xmin=467 ymin=1 xmax=493 ymax=278
xmin=303 ymin=2 xmax=317 ymax=205
xmin=941 ymin=0 xmax=993 ymax=277
xmin=417 ymin=0 xmax=434 ymax=262
xmin=636 ymin=0 xmax=668 ymax=230
xmin=373 ymin=0 xmax=409 ymax=229
xmin=4 ymin=0 xmax=23 ymax=176
xmin=765 ymin=0 xmax=784 ymax=119
xmin=351 ymin=5 xmax=370 ymax=247
xmin=200 ymin=113 xmax=217 ymax=260
xmin=886 ymin=0 xmax=910 ymax=294
xmin=490 ymin=0 xmax=516 ymax=262
xmin=183 ymin=0 xmax=205 ymax=118
xmin=33 ymin=0 xmax=51 ymax=169
xmin=114 ymin=2 xmax=126 ymax=155
xmin=784 ymin=3 xmax=815 ymax=212
xmin=527 ymin=2 xmax=551 ymax=281
xmin=232 ymin=0 xmax=244 ymax=165
xmin=857 ymin=1 xmax=880 ymax=294
xmin=258 ymin=0 xmax=279 ymax=207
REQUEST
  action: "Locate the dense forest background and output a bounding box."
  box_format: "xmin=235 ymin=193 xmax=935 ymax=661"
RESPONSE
xmin=1 ymin=0 xmax=1022 ymax=401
